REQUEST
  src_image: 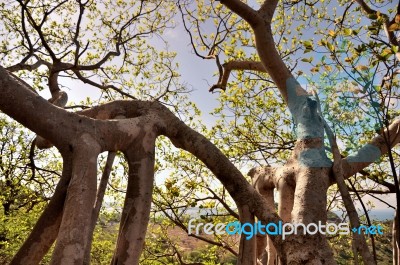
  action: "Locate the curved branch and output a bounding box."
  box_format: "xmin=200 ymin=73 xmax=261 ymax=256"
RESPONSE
xmin=210 ymin=60 xmax=266 ymax=92
xmin=341 ymin=118 xmax=400 ymax=180
xmin=6 ymin=58 xmax=51 ymax=73
xmin=218 ymin=0 xmax=307 ymax=102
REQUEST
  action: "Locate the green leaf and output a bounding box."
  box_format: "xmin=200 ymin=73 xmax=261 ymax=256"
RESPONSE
xmin=343 ymin=28 xmax=352 ymax=36
xmin=371 ymin=101 xmax=380 ymax=108
xmin=362 ymin=81 xmax=371 ymax=93
xmin=301 ymin=57 xmax=313 ymax=63
xmin=326 ymin=42 xmax=334 ymax=52
xmin=303 ymin=40 xmax=313 ymax=49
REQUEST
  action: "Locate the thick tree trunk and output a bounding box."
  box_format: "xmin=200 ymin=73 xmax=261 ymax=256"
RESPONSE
xmin=84 ymin=152 xmax=116 ymax=265
xmin=284 ymin=167 xmax=335 ymax=264
xmin=50 ymin=134 xmax=101 ymax=264
xmin=394 ymin=212 xmax=400 ymax=265
xmin=237 ymin=205 xmax=257 ymax=265
xmin=111 ymin=133 xmax=156 ymax=265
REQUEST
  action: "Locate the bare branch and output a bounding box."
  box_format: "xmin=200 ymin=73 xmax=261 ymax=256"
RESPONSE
xmin=17 ymin=0 xmax=58 ymax=61
xmin=347 ymin=187 xmax=392 ymax=194
xmin=72 ymin=69 xmax=136 ymax=99
xmin=204 ymin=186 xmax=239 ymax=219
xmin=210 ymin=60 xmax=266 ymax=92
xmin=73 ymin=0 xmax=87 ymax=65
xmin=19 ymin=2 xmax=33 ymax=52
xmin=6 ymin=58 xmax=50 ymax=72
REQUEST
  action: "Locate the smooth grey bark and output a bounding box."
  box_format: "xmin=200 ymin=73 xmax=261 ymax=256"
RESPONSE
xmin=50 ymin=134 xmax=101 ymax=264
xmin=237 ymin=206 xmax=257 ymax=265
xmin=84 ymin=152 xmax=116 ymax=265
xmin=111 ymin=133 xmax=156 ymax=265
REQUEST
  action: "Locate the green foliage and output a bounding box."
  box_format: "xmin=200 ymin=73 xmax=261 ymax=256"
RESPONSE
xmin=0 ymin=203 xmax=49 ymax=264
xmin=0 ymin=115 xmax=61 ymax=263
xmin=329 ymin=220 xmax=392 ymax=264
xmin=90 ymin=223 xmax=117 ymax=265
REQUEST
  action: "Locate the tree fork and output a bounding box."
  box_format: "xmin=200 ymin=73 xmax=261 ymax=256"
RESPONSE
xmin=249 ymin=166 xmax=277 ymax=265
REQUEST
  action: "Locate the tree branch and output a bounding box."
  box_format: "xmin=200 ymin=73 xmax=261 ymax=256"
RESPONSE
xmin=218 ymin=0 xmax=261 ymax=26
xmin=6 ymin=59 xmax=51 ymax=72
xmin=17 ymin=0 xmax=58 ymax=61
xmin=341 ymin=118 xmax=400 ymax=180
xmin=353 ymin=0 xmax=376 ymax=15
xmin=322 ymin=107 xmax=375 ymax=264
xmin=84 ymin=151 xmax=116 ymax=264
xmin=258 ymin=0 xmax=279 ymax=22
xmin=354 ymin=0 xmax=400 ymax=49
xmin=210 ymin=60 xmax=266 ymax=92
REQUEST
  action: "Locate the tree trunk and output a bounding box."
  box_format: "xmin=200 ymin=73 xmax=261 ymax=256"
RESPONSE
xmin=84 ymin=152 xmax=116 ymax=265
xmin=394 ymin=212 xmax=400 ymax=265
xmin=111 ymin=132 xmax=156 ymax=265
xmin=50 ymin=134 xmax=101 ymax=264
xmin=237 ymin=205 xmax=257 ymax=265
